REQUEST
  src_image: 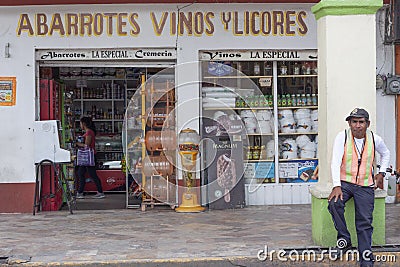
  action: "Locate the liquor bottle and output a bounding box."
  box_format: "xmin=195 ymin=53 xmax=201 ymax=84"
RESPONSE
xmin=264 ymin=62 xmax=272 ymax=75
xmin=305 ymin=79 xmax=313 ymax=92
xmin=293 ymin=62 xmax=300 ymax=75
xmin=280 ymin=62 xmax=288 ymax=75
xmin=254 ymin=62 xmax=260 ymax=75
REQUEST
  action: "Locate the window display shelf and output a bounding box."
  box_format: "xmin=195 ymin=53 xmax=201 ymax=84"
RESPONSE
xmin=278 ymin=74 xmax=318 ymax=78
xmin=278 ymin=106 xmax=317 ymax=109
xmin=203 ymin=75 xmax=273 ymax=79
xmin=279 ymin=158 xmax=318 ymax=161
xmin=74 ymin=99 xmax=124 ymax=102
xmin=278 ymin=132 xmax=318 ymax=136
xmin=246 ymin=159 xmax=273 ymax=163
xmin=235 ymin=107 xmax=274 ymax=110
xmin=62 ymin=77 xmax=139 ymax=81
xmin=201 ymin=56 xmax=319 ymax=186
xmin=247 ymin=133 xmax=273 ymax=136
xmin=75 ymin=119 xmax=114 ymax=122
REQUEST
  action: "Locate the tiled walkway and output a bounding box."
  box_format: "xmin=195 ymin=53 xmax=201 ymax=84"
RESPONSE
xmin=1 ymin=204 xmax=399 ymax=266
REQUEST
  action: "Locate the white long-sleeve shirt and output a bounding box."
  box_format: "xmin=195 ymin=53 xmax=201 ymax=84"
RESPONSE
xmin=331 ymin=130 xmax=390 ymax=187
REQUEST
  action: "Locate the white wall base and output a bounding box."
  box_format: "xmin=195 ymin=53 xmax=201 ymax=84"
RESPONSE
xmin=245 ymin=183 xmax=313 ymax=205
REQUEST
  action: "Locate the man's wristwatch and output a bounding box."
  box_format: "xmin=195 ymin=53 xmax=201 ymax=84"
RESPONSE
xmin=378 ymin=172 xmax=386 ymax=177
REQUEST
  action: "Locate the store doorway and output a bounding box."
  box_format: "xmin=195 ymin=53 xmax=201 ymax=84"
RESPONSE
xmin=36 ymin=64 xmax=175 ymax=211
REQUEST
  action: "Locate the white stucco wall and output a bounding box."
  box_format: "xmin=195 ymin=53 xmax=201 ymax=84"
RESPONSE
xmin=375 ymin=8 xmax=396 ymax=170
xmin=0 ymin=3 xmax=317 ymax=184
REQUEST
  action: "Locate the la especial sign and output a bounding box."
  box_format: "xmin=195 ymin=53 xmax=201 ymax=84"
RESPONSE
xmin=17 ymin=10 xmax=310 ymax=37
xmin=35 ymin=48 xmax=177 ymax=60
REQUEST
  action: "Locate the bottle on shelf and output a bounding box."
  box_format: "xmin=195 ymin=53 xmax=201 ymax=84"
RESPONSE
xmin=291 ymin=94 xmax=296 ymax=107
xmin=311 ymin=94 xmax=318 ymax=106
xmin=293 ymin=62 xmax=300 ymax=75
xmin=306 ymin=94 xmax=312 ymax=106
xmin=301 ymin=94 xmax=306 ymax=106
xmin=280 ymin=62 xmax=288 ymax=75
xmin=305 ymin=79 xmax=313 ymax=92
xmin=281 ymin=94 xmax=287 ymax=107
xmin=268 ymin=95 xmax=273 ymax=107
xmin=302 ymin=62 xmax=311 ymax=75
xmin=264 ymin=62 xmax=272 ymax=75
xmin=254 ymin=62 xmax=260 ymax=75
xmin=287 ymin=94 xmax=292 ymax=106
xmin=296 ymin=94 xmax=301 ymax=106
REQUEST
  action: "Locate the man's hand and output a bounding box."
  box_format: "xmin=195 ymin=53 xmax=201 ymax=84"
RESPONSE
xmin=328 ymin=186 xmax=343 ymax=202
xmin=374 ymin=173 xmax=384 ymax=190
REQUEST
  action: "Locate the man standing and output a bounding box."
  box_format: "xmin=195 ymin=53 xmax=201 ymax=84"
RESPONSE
xmin=328 ymin=108 xmax=390 ymax=267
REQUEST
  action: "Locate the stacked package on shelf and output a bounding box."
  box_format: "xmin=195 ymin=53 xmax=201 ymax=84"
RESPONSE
xmin=202 ymin=87 xmax=237 ymax=108
xmin=295 ymin=135 xmax=317 ymax=159
xmin=294 ymin=109 xmax=312 ymax=133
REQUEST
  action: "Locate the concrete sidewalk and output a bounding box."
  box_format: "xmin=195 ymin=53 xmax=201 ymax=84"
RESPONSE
xmin=1 ymin=204 xmax=400 ymax=266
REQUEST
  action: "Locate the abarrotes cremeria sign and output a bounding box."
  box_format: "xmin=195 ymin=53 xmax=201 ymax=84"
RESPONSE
xmin=36 ymin=48 xmax=176 ymax=61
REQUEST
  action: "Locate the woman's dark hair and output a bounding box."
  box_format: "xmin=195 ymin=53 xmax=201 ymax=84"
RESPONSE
xmin=80 ymin=116 xmax=97 ymax=135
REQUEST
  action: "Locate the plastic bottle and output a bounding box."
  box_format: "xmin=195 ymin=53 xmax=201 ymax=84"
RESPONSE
xmin=268 ymin=95 xmax=273 ymax=107
xmin=306 ymin=94 xmax=312 ymax=106
xmin=287 ymin=94 xmax=292 ymax=106
xmin=281 ymin=94 xmax=287 ymax=107
xmin=301 ymin=94 xmax=306 ymax=106
xmin=311 ymin=94 xmax=318 ymax=106
xmin=296 ymin=94 xmax=301 ymax=106
xmin=291 ymin=94 xmax=296 ymax=107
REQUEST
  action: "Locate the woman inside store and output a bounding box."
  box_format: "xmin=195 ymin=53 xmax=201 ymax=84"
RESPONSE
xmin=76 ymin=116 xmax=105 ymax=199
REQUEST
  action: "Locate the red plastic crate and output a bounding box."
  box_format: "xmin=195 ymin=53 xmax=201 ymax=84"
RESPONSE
xmin=41 ymin=187 xmax=63 ymax=211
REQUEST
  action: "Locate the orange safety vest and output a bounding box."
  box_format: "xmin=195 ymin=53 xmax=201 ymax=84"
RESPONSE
xmin=340 ymin=129 xmax=375 ymax=186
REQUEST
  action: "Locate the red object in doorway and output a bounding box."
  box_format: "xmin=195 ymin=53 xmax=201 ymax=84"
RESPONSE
xmin=84 ymin=170 xmax=126 ymax=192
xmin=39 ymin=79 xmax=63 ymax=211
xmin=39 ymin=79 xmax=61 ymax=120
xmin=40 ymin=165 xmax=63 ymax=211
xmin=41 ymin=186 xmax=63 ymax=211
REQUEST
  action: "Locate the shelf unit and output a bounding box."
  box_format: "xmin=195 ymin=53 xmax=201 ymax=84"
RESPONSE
xmin=124 ymin=71 xmax=177 ymax=210
xmin=200 ymin=55 xmax=319 ymax=187
xmin=63 ymin=77 xmax=132 ymax=166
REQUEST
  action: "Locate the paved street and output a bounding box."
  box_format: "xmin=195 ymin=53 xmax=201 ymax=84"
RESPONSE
xmin=1 ymin=204 xmax=399 ymax=266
